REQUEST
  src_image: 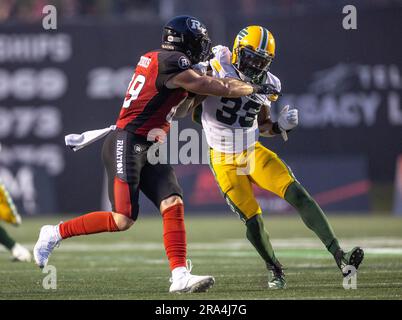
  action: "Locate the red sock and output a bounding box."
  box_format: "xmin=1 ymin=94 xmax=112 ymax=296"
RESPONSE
xmin=59 ymin=211 xmax=119 ymax=239
xmin=162 ymin=204 xmax=187 ymax=271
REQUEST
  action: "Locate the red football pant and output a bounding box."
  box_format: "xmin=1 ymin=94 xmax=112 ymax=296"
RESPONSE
xmin=59 ymin=211 xmax=119 ymax=239
xmin=162 ymin=203 xmax=187 ymax=271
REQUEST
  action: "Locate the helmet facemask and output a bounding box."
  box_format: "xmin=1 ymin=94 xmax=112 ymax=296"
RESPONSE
xmin=235 ymin=46 xmax=273 ymax=84
xmin=186 ymin=34 xmax=212 ymax=64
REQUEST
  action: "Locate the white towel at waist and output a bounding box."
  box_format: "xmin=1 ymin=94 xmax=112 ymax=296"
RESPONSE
xmin=65 ymin=125 xmax=116 ymax=152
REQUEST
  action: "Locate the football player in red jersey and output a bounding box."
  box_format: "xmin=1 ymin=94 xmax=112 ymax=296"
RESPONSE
xmin=33 ymin=15 xmax=275 ymax=293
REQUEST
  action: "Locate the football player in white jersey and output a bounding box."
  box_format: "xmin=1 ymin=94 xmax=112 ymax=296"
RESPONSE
xmin=0 ymin=143 xmax=31 ymax=262
xmin=178 ymin=26 xmax=364 ymax=289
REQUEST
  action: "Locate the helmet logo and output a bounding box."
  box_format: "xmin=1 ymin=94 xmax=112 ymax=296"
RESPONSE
xmin=178 ymin=56 xmax=191 ymax=69
xmin=188 ymin=18 xmax=206 ymax=34
xmin=134 ymin=144 xmax=145 ymax=154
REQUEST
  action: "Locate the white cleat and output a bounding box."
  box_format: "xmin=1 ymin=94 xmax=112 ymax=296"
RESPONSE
xmin=169 ymin=260 xmax=215 ymax=293
xmin=11 ymin=243 xmax=32 ymax=262
xmin=33 ymin=225 xmax=62 ymax=268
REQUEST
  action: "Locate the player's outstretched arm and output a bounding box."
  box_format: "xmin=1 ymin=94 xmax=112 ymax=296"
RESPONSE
xmin=168 ymin=68 xmax=254 ymax=98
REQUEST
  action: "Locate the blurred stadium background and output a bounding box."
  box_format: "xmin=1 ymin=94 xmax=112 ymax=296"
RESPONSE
xmin=0 ymin=0 xmax=402 ymax=299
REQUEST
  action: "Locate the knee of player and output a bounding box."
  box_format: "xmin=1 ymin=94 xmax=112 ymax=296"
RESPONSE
xmin=112 ymin=212 xmax=135 ymax=231
xmin=286 ymin=182 xmax=314 ymax=208
xmin=245 ymin=213 xmax=263 ymax=227
xmin=160 ymin=195 xmax=183 ymax=212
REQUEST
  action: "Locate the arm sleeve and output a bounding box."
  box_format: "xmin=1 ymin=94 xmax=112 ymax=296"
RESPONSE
xmin=156 ymin=51 xmax=192 ymax=89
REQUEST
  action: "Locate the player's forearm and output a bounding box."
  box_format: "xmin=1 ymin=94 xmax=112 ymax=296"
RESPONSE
xmin=219 ymin=78 xmax=254 ymax=97
xmin=171 ymin=69 xmax=256 ymax=97
xmin=191 ymin=77 xmax=254 ymax=97
xmin=259 ymin=118 xmax=276 ymax=137
xmin=259 ymin=108 xmax=283 ymax=137
xmin=258 ymin=104 xmax=270 ymax=123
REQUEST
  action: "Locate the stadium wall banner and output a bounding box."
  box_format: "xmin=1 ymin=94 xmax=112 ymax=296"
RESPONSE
xmin=0 ymin=6 xmax=400 ymax=215
xmin=127 ymin=156 xmax=371 ymax=215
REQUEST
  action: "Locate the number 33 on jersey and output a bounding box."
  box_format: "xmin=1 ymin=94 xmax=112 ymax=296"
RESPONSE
xmin=201 ymin=45 xmax=281 ymax=153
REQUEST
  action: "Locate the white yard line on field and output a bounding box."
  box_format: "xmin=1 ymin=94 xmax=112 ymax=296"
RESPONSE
xmin=1 ymin=237 xmax=401 ymax=255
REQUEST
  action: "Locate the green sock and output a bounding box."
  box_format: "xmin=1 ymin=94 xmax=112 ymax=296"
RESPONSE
xmin=285 ymin=181 xmax=340 ymax=256
xmin=246 ymin=214 xmax=280 ymax=269
xmin=0 ymin=225 xmax=16 ymax=250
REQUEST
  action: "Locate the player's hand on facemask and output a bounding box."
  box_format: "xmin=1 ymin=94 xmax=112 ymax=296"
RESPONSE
xmin=278 ymin=105 xmax=298 ymax=131
xmin=252 ymin=83 xmax=281 ymax=96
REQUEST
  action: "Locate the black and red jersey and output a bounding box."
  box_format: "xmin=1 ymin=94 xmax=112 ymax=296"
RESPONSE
xmin=116 ymin=49 xmax=191 ymax=140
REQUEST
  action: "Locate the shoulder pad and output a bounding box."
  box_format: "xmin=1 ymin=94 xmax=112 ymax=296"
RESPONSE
xmin=212 ymin=45 xmax=231 ymax=63
xmin=210 ymin=45 xmax=237 ymax=79
xmin=265 ymin=72 xmax=281 ymax=92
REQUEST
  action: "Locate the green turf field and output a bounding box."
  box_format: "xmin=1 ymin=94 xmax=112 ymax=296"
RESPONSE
xmin=0 ymin=215 xmax=401 ymax=300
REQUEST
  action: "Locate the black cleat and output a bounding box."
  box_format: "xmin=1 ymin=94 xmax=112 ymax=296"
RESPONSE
xmin=335 ymin=246 xmax=364 ymax=276
xmin=267 ymin=262 xmax=287 ymax=289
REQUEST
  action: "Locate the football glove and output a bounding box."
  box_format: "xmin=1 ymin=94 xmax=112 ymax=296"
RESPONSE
xmin=278 ymin=105 xmax=298 ymax=131
xmin=252 ymin=83 xmax=282 ymax=96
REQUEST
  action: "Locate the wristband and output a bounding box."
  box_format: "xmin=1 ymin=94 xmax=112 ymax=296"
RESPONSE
xmin=251 ymin=84 xmax=261 ymax=94
xmin=272 ymin=122 xmax=282 ymax=134
xmin=272 ymin=122 xmax=292 ymax=135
